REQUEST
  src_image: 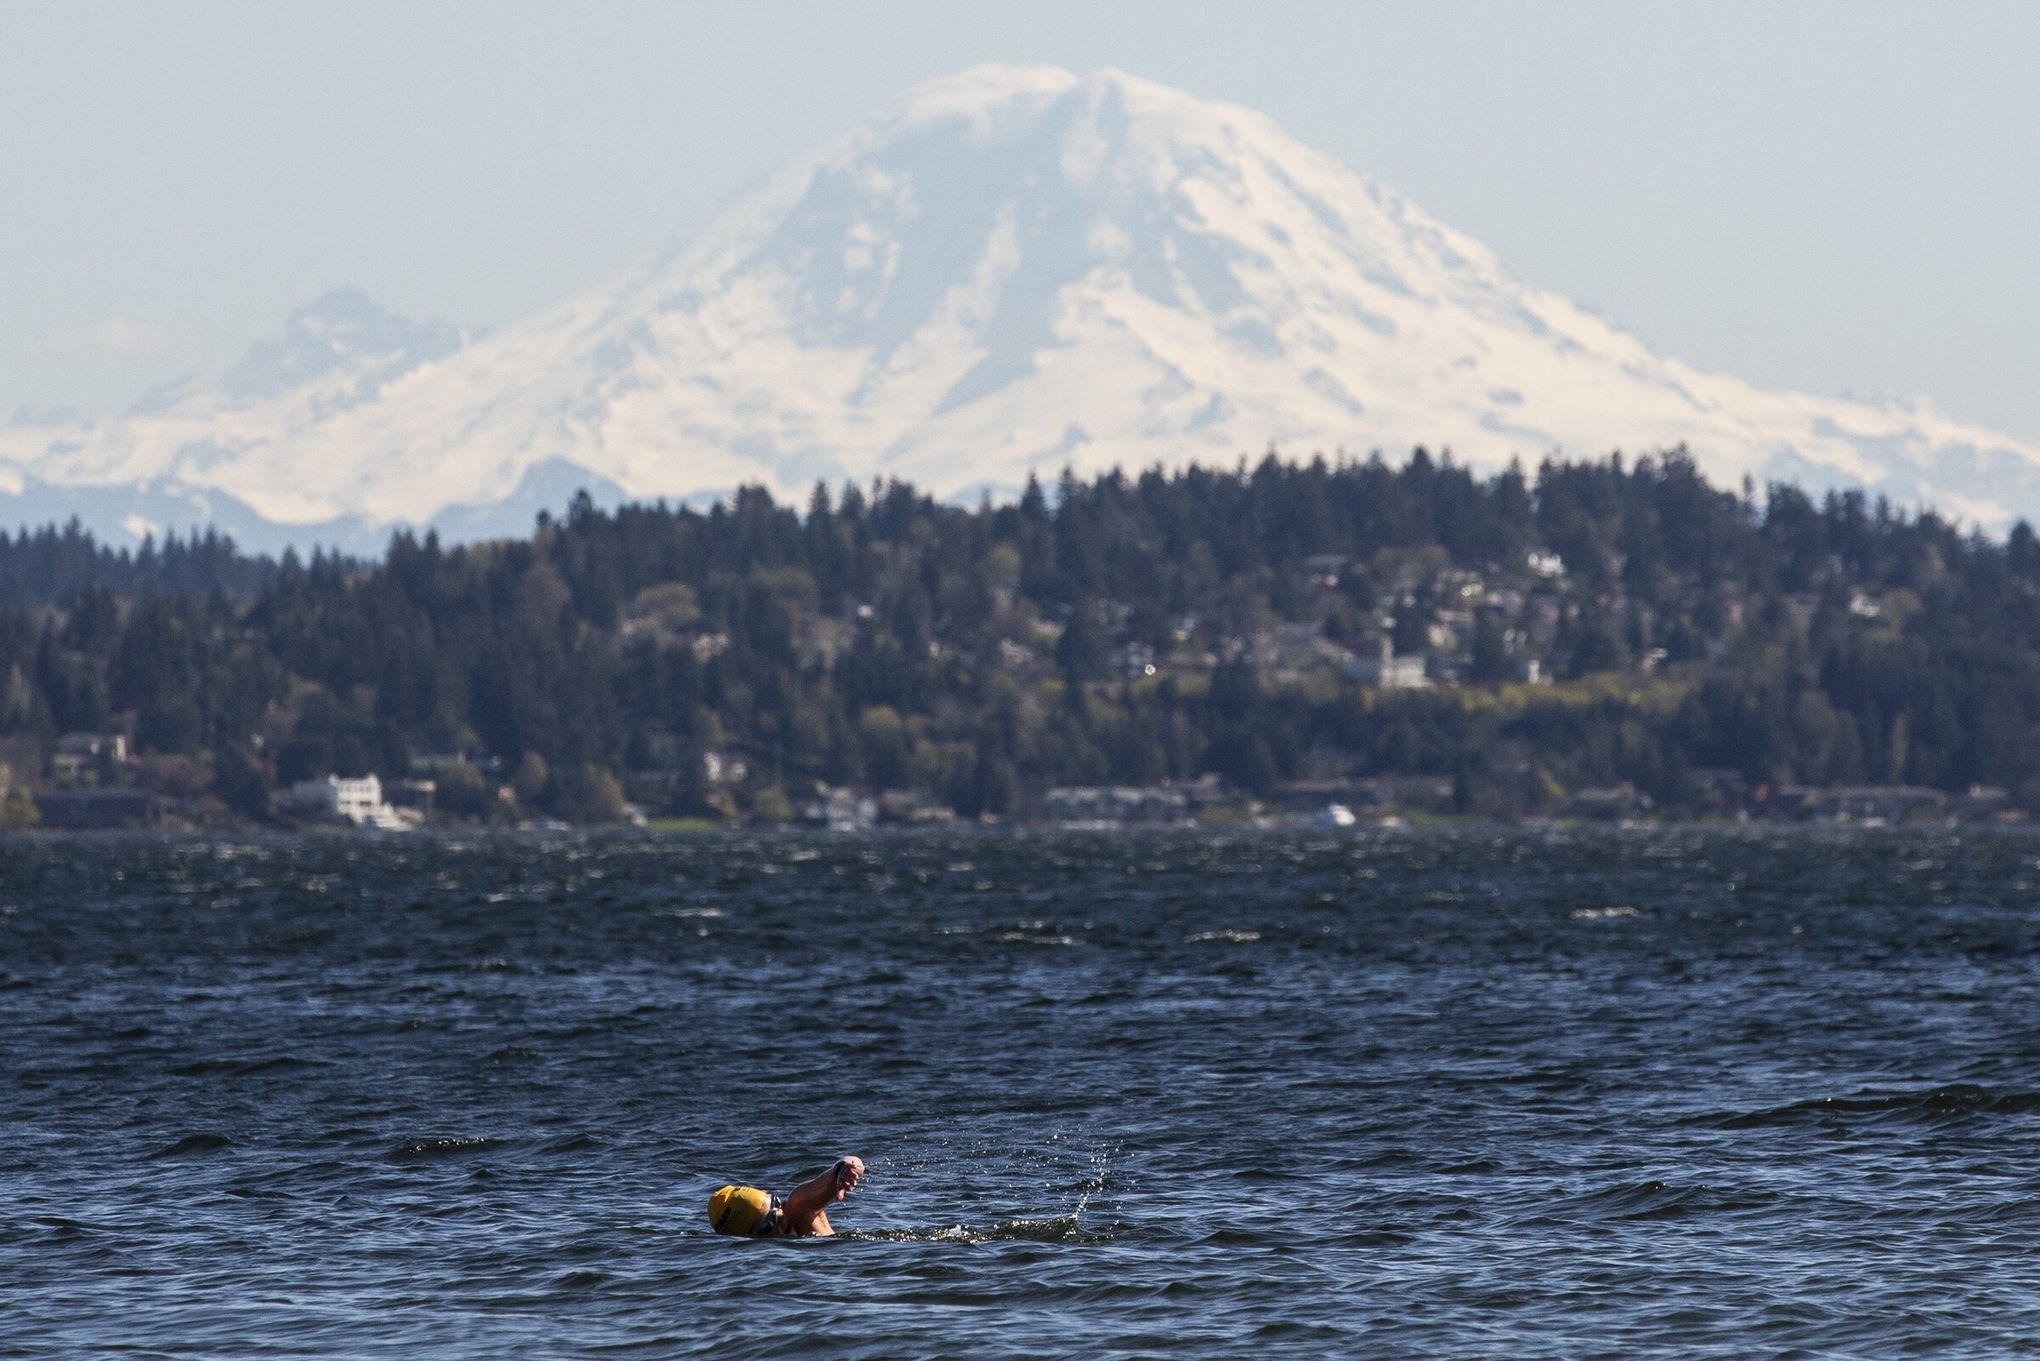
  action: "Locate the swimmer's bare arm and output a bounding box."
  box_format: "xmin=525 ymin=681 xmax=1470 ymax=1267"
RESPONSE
xmin=779 ymin=1155 xmax=865 ymax=1236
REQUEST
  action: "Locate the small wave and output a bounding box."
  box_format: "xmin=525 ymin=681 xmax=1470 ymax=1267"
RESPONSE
xmin=168 ymin=1055 xmax=324 ymax=1077
xmin=847 ymin=1214 xmax=1110 ymax=1245
xmin=386 ymin=1136 xmax=503 ymax=1162
xmin=151 ymin=1132 xmax=233 ymax=1158
xmin=1189 ymin=1225 xmax=1272 ymax=1246
xmin=658 ymin=907 xmax=725 ymax=919
xmin=1570 ymin=1179 xmax=1769 ymax=1222
xmin=238 ymin=1055 xmax=328 ymax=1074
xmin=1707 ymin=1084 xmax=2040 ymax=1130
xmin=28 ymin=1215 xmax=112 ymax=1240
xmin=312 ymin=1125 xmax=376 ymax=1146
xmin=1187 ymin=928 xmax=1262 ymax=943
xmin=992 ymin=932 xmax=1077 ymax=946
xmin=541 ymin=1133 xmax=602 ymax=1154
xmin=1569 ymin=906 xmax=1641 ymax=920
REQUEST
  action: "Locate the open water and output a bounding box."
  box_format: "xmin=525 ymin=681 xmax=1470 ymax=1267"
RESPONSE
xmin=4 ymin=827 xmax=2040 ymax=1357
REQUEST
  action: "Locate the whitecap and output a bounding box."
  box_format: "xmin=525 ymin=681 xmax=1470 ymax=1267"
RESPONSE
xmin=992 ymin=932 xmax=1077 ymax=946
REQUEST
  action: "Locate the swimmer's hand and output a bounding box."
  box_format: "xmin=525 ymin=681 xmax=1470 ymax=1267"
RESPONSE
xmin=779 ymin=1156 xmax=867 ymax=1234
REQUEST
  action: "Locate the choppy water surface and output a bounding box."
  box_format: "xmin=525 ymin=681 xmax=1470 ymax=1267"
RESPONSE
xmin=6 ymin=828 xmax=2040 ymax=1356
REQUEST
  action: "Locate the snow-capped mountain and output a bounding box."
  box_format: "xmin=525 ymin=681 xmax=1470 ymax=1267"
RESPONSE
xmin=5 ymin=64 xmax=2037 ymax=551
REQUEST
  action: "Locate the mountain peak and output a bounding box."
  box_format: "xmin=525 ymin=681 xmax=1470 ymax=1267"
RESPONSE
xmin=218 ymin=288 xmax=463 ymax=402
xmin=4 ymin=65 xmax=2038 ymax=548
xmin=890 ymin=64 xmax=1256 ymax=122
xmin=891 ymin=63 xmax=1079 ymax=116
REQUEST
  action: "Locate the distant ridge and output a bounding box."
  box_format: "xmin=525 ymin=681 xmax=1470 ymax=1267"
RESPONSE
xmin=4 ymin=64 xmax=2038 ymax=549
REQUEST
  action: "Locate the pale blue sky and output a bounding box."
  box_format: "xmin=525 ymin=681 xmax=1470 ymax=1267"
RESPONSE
xmin=4 ymin=1 xmax=2035 ymax=438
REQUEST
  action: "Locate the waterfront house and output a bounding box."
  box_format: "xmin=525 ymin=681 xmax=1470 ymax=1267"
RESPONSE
xmin=52 ymin=732 xmax=128 ymax=783
xmin=1346 ymin=638 xmax=1429 ymax=689
xmin=288 ymin=774 xmax=409 ymax=829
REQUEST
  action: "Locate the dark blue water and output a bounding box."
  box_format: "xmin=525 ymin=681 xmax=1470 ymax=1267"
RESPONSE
xmin=5 ymin=828 xmax=2040 ymax=1357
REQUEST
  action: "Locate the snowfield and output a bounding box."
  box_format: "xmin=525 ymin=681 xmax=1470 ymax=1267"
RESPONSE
xmin=4 ymin=64 xmax=2036 ymax=550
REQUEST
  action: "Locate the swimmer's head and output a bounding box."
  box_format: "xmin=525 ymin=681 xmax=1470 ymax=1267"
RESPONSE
xmin=708 ymin=1184 xmax=772 ymax=1236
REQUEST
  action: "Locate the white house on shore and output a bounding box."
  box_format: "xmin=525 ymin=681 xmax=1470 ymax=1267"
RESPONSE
xmin=1346 ymin=638 xmax=1429 ymax=689
xmin=288 ymin=774 xmax=410 ymax=830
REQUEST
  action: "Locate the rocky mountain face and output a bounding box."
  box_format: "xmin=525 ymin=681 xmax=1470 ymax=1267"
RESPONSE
xmin=4 ymin=65 xmax=2035 ymax=552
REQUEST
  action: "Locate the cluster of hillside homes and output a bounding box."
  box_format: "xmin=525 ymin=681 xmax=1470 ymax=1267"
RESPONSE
xmin=0 ymin=541 xmax=2011 ymax=832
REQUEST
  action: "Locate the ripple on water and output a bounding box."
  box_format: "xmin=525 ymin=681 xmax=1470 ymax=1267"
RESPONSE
xmin=386 ymin=1136 xmax=507 ymax=1162
xmin=1705 ymin=1083 xmax=2040 ymax=1130
xmin=150 ymin=1133 xmax=234 ymax=1158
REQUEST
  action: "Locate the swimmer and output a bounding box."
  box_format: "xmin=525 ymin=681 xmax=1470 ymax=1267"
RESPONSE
xmin=708 ymin=1155 xmax=866 ymax=1238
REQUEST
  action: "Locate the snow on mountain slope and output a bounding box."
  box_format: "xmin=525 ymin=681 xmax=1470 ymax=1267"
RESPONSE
xmin=4 ymin=64 xmax=2037 ymax=547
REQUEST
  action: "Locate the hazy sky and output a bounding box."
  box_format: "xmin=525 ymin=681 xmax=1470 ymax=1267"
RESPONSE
xmin=4 ymin=1 xmax=2035 ymax=438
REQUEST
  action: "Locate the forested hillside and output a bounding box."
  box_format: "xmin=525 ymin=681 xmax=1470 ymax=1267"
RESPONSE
xmin=3 ymin=448 xmax=2038 ymax=825
xmin=0 ymin=521 xmax=277 ymax=607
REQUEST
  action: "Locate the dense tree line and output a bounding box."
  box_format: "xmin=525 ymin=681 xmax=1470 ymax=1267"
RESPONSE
xmin=3 ymin=448 xmax=2039 ymax=822
xmin=0 ymin=521 xmax=281 ymax=607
